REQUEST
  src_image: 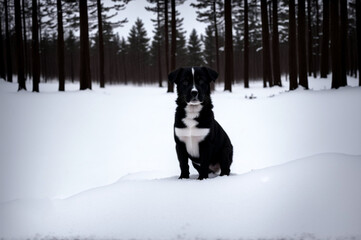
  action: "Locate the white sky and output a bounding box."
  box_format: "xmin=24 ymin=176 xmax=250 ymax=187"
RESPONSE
xmin=107 ymin=0 xmax=208 ymax=41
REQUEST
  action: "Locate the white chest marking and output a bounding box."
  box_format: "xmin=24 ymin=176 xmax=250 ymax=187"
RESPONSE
xmin=175 ymin=104 xmax=210 ymax=158
xmin=191 ymin=67 xmax=196 ymax=91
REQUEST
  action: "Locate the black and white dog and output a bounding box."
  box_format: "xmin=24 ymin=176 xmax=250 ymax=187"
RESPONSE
xmin=169 ymin=66 xmax=233 ymax=180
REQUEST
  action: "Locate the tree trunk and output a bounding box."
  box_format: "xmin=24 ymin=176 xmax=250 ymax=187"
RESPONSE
xmin=0 ymin=15 xmax=5 ymax=80
xmin=314 ymin=0 xmax=320 ymax=77
xmin=22 ymin=0 xmax=28 ymax=80
xmin=4 ymin=0 xmax=13 ymax=83
xmin=79 ymin=0 xmax=91 ymax=90
xmin=244 ymin=0 xmax=249 ymax=88
xmin=261 ymin=0 xmax=272 ymax=87
xmin=339 ymin=0 xmax=348 ymax=87
xmin=212 ymin=1 xmax=220 ymax=76
xmin=272 ymin=0 xmax=281 ymax=86
xmin=57 ymin=0 xmax=65 ymax=91
xmin=32 ymin=0 xmax=40 ymax=92
xmin=307 ymin=0 xmax=313 ymax=77
xmin=165 ymin=0 xmax=170 ymax=87
xmin=157 ymin=0 xmax=163 ymax=87
xmin=320 ymin=0 xmax=329 ymax=78
xmin=298 ymin=0 xmax=308 ymax=89
xmin=330 ymin=0 xmax=341 ymax=89
xmin=289 ymin=0 xmax=298 ymax=90
xmin=15 ymin=0 xmax=26 ymax=91
xmin=224 ymin=0 xmax=233 ymax=92
xmin=356 ymin=0 xmax=361 ymax=87
xmin=97 ymin=0 xmax=105 ymax=88
xmin=168 ymin=0 xmax=176 ymax=93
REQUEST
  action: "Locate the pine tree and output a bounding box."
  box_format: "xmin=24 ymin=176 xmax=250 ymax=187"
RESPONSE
xmin=127 ymin=18 xmax=150 ymax=83
xmin=65 ymin=30 xmax=77 ymax=83
xmin=146 ymin=0 xmax=165 ymax=87
xmin=91 ymin=0 xmax=130 ymax=88
xmin=187 ymin=29 xmax=203 ymax=66
xmin=203 ymin=25 xmax=215 ymax=68
xmin=190 ymin=0 xmax=223 ymax=75
xmin=119 ymin=37 xmax=128 ymax=84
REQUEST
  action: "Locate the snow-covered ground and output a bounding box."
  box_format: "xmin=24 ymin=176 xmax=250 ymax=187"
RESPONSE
xmin=0 ymin=76 xmax=360 ymax=239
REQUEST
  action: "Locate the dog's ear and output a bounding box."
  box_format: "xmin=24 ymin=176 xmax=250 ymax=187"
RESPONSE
xmin=202 ymin=67 xmax=218 ymax=82
xmin=168 ymin=68 xmax=184 ymax=85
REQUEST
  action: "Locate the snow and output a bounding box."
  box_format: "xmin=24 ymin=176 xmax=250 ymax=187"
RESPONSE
xmin=0 ymin=76 xmax=361 ymax=239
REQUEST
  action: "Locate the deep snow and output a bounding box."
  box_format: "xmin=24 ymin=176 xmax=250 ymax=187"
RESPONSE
xmin=0 ymin=76 xmax=361 ymax=239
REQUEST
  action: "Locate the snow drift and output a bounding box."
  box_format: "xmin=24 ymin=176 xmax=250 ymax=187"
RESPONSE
xmin=0 ymin=77 xmax=361 ymax=239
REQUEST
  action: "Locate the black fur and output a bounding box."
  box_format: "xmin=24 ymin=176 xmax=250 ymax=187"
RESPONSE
xmin=169 ymin=66 xmax=233 ymax=180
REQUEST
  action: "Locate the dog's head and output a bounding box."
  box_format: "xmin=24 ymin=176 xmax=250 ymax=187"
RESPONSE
xmin=168 ymin=67 xmax=218 ymax=105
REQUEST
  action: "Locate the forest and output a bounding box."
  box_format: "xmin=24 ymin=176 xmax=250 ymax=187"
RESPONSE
xmin=0 ymin=0 xmax=360 ymax=92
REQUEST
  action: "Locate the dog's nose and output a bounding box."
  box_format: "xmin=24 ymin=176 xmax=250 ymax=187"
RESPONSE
xmin=191 ymin=89 xmax=198 ymax=98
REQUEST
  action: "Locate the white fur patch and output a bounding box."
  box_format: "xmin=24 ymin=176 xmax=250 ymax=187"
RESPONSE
xmin=191 ymin=67 xmax=196 ymax=91
xmin=175 ymin=104 xmax=210 ymax=158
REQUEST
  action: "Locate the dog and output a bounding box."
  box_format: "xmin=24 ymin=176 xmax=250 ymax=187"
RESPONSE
xmin=168 ymin=66 xmax=233 ymax=180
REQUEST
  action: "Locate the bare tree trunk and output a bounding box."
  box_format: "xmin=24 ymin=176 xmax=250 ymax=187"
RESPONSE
xmin=79 ymin=0 xmax=91 ymax=90
xmin=15 ymin=0 xmax=26 ymax=91
xmin=32 ymin=0 xmax=40 ymax=92
xmin=298 ymin=0 xmax=308 ymax=89
xmin=314 ymin=0 xmax=320 ymax=77
xmin=157 ymin=0 xmax=163 ymax=87
xmin=272 ymin=0 xmax=281 ymax=86
xmin=4 ymin=0 xmax=13 ymax=83
xmin=244 ymin=0 xmax=249 ymax=88
xmin=224 ymin=0 xmax=233 ymax=92
xmin=22 ymin=0 xmax=28 ymax=80
xmin=330 ymin=0 xmax=341 ymax=89
xmin=340 ymin=0 xmax=348 ymax=87
xmin=356 ymin=0 xmax=361 ymax=87
xmin=320 ymin=0 xmax=329 ymax=78
xmin=165 ymin=0 xmax=170 ymax=90
xmin=168 ymin=0 xmax=176 ymax=93
xmin=57 ymin=0 xmax=65 ymax=91
xmin=97 ymin=0 xmax=105 ymax=88
xmin=289 ymin=0 xmax=298 ymax=90
xmin=0 ymin=15 xmax=5 ymax=80
xmin=212 ymin=1 xmax=220 ymax=76
xmin=307 ymin=0 xmax=313 ymax=77
xmin=261 ymin=0 xmax=272 ymax=87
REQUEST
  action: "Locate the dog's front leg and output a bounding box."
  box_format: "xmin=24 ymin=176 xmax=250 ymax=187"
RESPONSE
xmin=198 ymin=145 xmax=211 ymax=180
xmin=176 ymin=144 xmax=189 ymax=179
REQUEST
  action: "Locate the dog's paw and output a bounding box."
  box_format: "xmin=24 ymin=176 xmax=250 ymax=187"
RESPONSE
xmin=220 ymin=170 xmax=230 ymax=176
xmin=179 ymin=174 xmax=189 ymax=179
xmin=197 ymin=175 xmax=208 ymax=180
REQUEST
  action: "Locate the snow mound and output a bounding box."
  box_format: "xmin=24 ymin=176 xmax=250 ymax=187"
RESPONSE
xmin=1 ymin=153 xmax=360 ymax=240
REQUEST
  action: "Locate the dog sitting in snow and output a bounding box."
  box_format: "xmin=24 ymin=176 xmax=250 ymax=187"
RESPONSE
xmin=169 ymin=67 xmax=233 ymax=180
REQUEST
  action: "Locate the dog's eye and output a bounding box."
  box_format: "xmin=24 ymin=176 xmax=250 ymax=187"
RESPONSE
xmin=182 ymin=81 xmax=189 ymax=86
xmin=199 ymin=80 xmax=205 ymax=85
